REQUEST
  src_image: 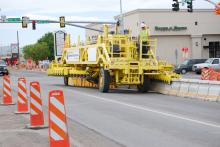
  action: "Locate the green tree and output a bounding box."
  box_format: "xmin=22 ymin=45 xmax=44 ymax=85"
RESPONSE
xmin=23 ymin=44 xmax=35 ymax=60
xmin=37 ymin=32 xmax=54 ymax=60
xmin=31 ymin=42 xmax=50 ymax=62
xmin=22 ymin=32 xmax=55 ymax=62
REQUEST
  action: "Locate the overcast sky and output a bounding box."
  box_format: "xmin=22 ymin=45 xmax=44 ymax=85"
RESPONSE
xmin=0 ymin=0 xmax=218 ymax=47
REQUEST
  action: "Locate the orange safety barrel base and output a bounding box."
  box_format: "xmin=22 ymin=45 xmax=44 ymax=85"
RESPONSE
xmin=0 ymin=102 xmax=16 ymax=106
xmin=50 ymin=139 xmax=70 ymax=147
xmin=26 ymin=112 xmax=48 ymax=129
xmin=26 ymin=123 xmax=48 ymax=130
xmin=0 ymin=96 xmax=16 ymax=105
xmin=14 ymin=110 xmax=30 ymax=114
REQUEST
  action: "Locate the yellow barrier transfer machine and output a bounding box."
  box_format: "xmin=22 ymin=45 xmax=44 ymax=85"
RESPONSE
xmin=48 ymin=25 xmax=178 ymax=92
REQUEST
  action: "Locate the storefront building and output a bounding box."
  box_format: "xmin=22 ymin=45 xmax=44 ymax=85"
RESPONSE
xmin=86 ymin=9 xmax=220 ymax=65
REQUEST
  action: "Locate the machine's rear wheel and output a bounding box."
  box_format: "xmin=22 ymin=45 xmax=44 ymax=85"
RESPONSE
xmin=137 ymin=75 xmax=150 ymax=93
xmin=64 ymin=76 xmax=69 ymax=86
xmin=99 ymin=68 xmax=110 ymax=93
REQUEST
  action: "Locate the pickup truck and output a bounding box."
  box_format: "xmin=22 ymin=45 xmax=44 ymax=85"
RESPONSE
xmin=192 ymin=58 xmax=220 ymax=74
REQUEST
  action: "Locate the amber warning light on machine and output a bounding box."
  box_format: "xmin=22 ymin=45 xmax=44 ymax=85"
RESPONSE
xmin=215 ymin=3 xmax=220 ymax=15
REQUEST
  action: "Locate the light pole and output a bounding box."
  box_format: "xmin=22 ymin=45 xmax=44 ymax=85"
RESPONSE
xmin=17 ymin=31 xmax=20 ymax=62
xmin=120 ymin=0 xmax=124 ymax=34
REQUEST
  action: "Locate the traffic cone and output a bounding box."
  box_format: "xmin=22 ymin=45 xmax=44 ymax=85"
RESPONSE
xmin=1 ymin=75 xmax=15 ymax=105
xmin=15 ymin=77 xmax=29 ymax=114
xmin=26 ymin=81 xmax=47 ymax=129
xmin=49 ymin=90 xmax=70 ymax=147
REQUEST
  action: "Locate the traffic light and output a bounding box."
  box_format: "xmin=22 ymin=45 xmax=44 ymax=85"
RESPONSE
xmin=32 ymin=20 xmax=36 ymax=30
xmin=172 ymin=0 xmax=180 ymax=12
xmin=59 ymin=16 xmax=65 ymax=28
xmin=22 ymin=16 xmax=28 ymax=28
xmin=187 ymin=0 xmax=193 ymax=13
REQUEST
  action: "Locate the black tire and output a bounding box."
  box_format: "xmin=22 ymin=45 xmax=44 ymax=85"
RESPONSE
xmin=99 ymin=68 xmax=110 ymax=93
xmin=64 ymin=76 xmax=69 ymax=86
xmin=137 ymin=75 xmax=150 ymax=93
xmin=181 ymin=69 xmax=187 ymax=74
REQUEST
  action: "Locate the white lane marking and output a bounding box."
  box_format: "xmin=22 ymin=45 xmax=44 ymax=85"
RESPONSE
xmin=51 ymin=97 xmax=65 ymax=114
xmin=31 ymin=86 xmax=41 ymax=99
xmin=31 ymin=97 xmax=42 ymax=111
xmin=74 ymin=90 xmax=220 ymax=129
xmin=50 ymin=111 xmax=67 ymax=133
xmin=50 ymin=128 xmax=64 ymax=141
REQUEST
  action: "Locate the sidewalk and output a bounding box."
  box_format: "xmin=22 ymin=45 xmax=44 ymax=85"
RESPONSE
xmin=0 ymin=105 xmax=48 ymax=147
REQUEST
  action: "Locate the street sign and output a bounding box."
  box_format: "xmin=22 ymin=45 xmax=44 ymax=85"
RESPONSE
xmin=7 ymin=18 xmax=21 ymax=22
xmin=10 ymin=43 xmax=18 ymax=53
xmin=37 ymin=20 xmax=49 ymax=24
xmin=54 ymin=31 xmax=66 ymax=57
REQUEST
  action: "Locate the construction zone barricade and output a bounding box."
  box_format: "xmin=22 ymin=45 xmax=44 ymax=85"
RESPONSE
xmin=200 ymin=68 xmax=220 ymax=81
xmin=206 ymin=81 xmax=220 ymax=101
xmin=177 ymin=79 xmax=190 ymax=97
xmin=15 ymin=78 xmax=29 ymax=114
xmin=48 ymin=90 xmax=70 ymax=147
xmin=209 ymin=70 xmax=220 ymax=81
xmin=26 ymin=81 xmax=48 ymax=129
xmin=169 ymin=79 xmax=181 ymax=96
xmin=201 ymin=68 xmax=211 ymax=80
xmin=1 ymin=75 xmax=15 ymax=105
xmin=197 ymin=80 xmax=210 ymax=99
xmin=152 ymin=78 xmax=220 ymax=101
xmin=187 ymin=79 xmax=200 ymax=98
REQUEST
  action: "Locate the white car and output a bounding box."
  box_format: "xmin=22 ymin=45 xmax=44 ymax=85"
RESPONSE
xmin=192 ymin=58 xmax=220 ymax=74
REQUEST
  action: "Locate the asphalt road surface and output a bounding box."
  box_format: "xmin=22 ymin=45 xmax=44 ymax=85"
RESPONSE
xmin=2 ymin=69 xmax=220 ymax=147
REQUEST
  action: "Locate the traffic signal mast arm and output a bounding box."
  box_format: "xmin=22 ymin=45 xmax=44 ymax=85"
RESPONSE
xmin=0 ymin=19 xmax=116 ymax=32
xmin=204 ymin=0 xmax=220 ymax=8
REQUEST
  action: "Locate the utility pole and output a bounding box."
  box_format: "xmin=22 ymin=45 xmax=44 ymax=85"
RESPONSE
xmin=17 ymin=30 xmax=20 ymax=62
xmin=120 ymin=0 xmax=124 ymax=34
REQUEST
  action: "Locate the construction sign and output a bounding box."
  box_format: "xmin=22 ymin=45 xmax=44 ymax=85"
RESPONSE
xmin=182 ymin=47 xmax=189 ymax=59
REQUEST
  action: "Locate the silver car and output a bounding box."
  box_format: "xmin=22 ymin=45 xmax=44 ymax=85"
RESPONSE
xmin=192 ymin=58 xmax=220 ymax=74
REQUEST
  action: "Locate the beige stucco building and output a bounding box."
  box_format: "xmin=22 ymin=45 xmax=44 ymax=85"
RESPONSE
xmin=86 ymin=9 xmax=220 ymax=65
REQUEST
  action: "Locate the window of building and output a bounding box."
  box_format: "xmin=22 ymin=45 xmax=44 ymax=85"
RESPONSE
xmin=209 ymin=42 xmax=220 ymax=58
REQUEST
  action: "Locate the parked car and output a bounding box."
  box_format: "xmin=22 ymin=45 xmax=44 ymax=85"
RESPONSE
xmin=174 ymin=59 xmax=207 ymax=74
xmin=192 ymin=58 xmax=220 ymax=74
xmin=0 ymin=60 xmax=9 ymax=76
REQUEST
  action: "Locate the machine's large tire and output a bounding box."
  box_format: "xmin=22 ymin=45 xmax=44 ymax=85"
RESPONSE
xmin=99 ymin=68 xmax=110 ymax=93
xmin=137 ymin=75 xmax=150 ymax=93
xmin=64 ymin=76 xmax=69 ymax=86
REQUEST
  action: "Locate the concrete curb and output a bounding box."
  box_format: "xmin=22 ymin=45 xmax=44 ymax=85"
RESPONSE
xmin=152 ymin=79 xmax=220 ymax=102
